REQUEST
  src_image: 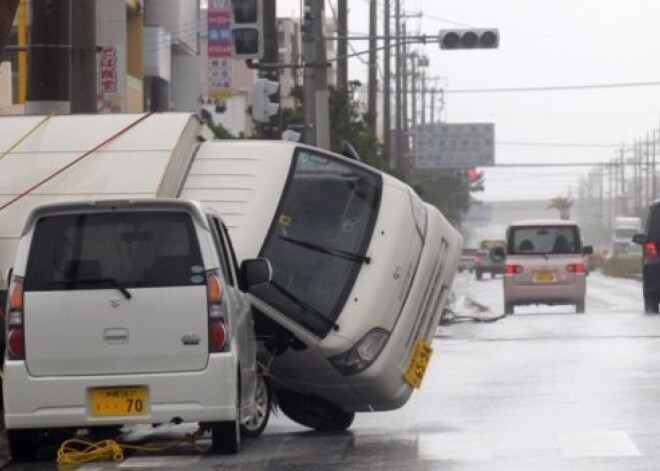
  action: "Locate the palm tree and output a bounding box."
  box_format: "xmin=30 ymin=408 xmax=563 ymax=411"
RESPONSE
xmin=548 ymin=196 xmax=573 ymax=220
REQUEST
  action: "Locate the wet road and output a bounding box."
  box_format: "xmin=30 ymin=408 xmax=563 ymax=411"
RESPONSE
xmin=4 ymin=271 xmax=660 ymax=470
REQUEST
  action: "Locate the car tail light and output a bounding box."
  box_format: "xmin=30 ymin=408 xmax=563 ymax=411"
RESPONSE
xmin=209 ymin=319 xmax=227 ymax=352
xmin=567 ymin=263 xmax=584 ymax=274
xmin=644 ymin=242 xmax=658 ymax=262
xmin=7 ymin=276 xmax=25 ymax=360
xmin=474 ymin=255 xmax=482 ymax=264
xmin=7 ymin=328 xmax=24 ymax=359
xmin=206 ymin=270 xmax=228 ymax=353
xmin=504 ymin=264 xmax=523 ymax=274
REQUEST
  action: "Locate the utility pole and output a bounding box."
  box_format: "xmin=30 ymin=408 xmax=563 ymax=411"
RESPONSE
xmin=337 ymin=0 xmax=347 ymax=90
xmin=394 ymin=0 xmax=401 ymax=169
xmin=27 ymin=0 xmax=70 ymax=114
xmin=313 ymin=0 xmax=329 ymax=149
xmin=259 ymin=0 xmax=280 ymax=139
xmin=420 ymin=70 xmax=426 ymax=125
xmin=367 ymin=0 xmax=377 ymax=136
xmin=430 ymin=86 xmax=436 ymax=123
xmin=70 ymin=0 xmax=96 ymax=113
xmin=0 ymin=0 xmax=19 ymax=59
xmin=383 ymin=0 xmax=391 ymax=164
xmin=303 ymin=0 xmax=316 ymax=146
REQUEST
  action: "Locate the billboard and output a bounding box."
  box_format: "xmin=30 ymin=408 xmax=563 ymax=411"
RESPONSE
xmin=414 ymin=123 xmax=495 ymax=168
xmin=208 ymin=0 xmax=233 ymax=99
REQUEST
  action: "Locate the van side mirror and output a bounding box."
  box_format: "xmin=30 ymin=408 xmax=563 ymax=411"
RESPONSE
xmin=582 ymin=245 xmax=593 ymax=255
xmin=239 ymin=258 xmax=272 ymax=291
xmin=632 ymin=233 xmax=646 ymax=245
xmin=491 ymin=246 xmax=506 ymax=262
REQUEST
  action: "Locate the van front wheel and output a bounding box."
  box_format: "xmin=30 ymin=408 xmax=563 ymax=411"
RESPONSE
xmin=576 ymin=301 xmax=585 ymax=314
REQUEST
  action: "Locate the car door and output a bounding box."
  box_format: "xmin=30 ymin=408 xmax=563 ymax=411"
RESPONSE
xmin=209 ymin=216 xmax=257 ymax=403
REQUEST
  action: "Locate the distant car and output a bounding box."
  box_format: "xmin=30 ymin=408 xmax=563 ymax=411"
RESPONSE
xmin=633 ymin=200 xmax=660 ymax=313
xmin=2 ymin=199 xmax=272 ymax=461
xmin=495 ymin=219 xmax=593 ymax=314
xmin=458 ymin=248 xmax=477 ymax=273
xmin=474 ymin=239 xmax=506 ymax=280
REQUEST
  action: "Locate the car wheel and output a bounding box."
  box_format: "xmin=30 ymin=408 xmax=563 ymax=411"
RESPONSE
xmin=576 ymin=301 xmax=585 ymax=314
xmin=644 ymin=295 xmax=659 ymax=313
xmin=504 ymin=302 xmax=514 ymax=315
xmin=278 ymin=389 xmax=355 ymax=431
xmin=475 ymin=270 xmax=482 ymax=281
xmin=8 ymin=429 xmax=41 ymax=462
xmin=240 ymin=373 xmax=271 ymax=438
xmin=210 ymin=381 xmax=241 ymax=454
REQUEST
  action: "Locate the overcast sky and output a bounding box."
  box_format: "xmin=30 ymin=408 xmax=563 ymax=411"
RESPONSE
xmin=276 ymin=0 xmax=660 ymax=202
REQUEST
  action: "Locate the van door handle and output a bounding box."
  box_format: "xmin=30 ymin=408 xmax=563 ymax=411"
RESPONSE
xmin=103 ymin=328 xmax=129 ymax=344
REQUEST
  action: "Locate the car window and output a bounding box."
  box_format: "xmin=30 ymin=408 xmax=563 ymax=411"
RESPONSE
xmin=479 ymin=240 xmax=504 ymax=251
xmin=507 ymin=225 xmax=581 ymax=255
xmin=208 ymin=215 xmax=235 ymax=286
xmin=24 ymin=211 xmax=204 ymax=291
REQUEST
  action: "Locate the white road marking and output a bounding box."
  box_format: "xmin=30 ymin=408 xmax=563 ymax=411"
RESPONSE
xmin=558 ymin=430 xmax=641 ymax=457
xmin=417 ymin=434 xmax=492 ymax=460
xmin=118 ymin=456 xmax=202 ymax=468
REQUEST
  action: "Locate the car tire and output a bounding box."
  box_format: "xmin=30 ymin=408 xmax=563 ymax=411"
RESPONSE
xmin=475 ymin=270 xmax=482 ymax=281
xmin=210 ymin=381 xmax=241 ymax=454
xmin=644 ymin=295 xmax=659 ymax=314
xmin=240 ymin=373 xmax=271 ymax=438
xmin=504 ymin=302 xmax=514 ymax=315
xmin=278 ymin=389 xmax=355 ymax=431
xmin=576 ymin=301 xmax=585 ymax=314
xmin=7 ymin=428 xmax=41 ymax=462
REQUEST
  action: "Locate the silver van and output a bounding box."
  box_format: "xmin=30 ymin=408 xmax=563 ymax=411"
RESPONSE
xmin=3 ymin=199 xmax=271 ymax=461
xmin=496 ymin=219 xmax=593 ymax=314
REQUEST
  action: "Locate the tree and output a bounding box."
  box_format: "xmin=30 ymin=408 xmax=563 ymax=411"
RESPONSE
xmin=548 ymin=196 xmax=573 ymax=220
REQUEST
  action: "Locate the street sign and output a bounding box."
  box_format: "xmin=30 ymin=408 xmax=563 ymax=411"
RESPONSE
xmin=413 ymin=123 xmax=495 ymax=168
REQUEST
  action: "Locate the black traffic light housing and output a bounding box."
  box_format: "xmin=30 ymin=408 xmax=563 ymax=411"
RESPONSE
xmin=439 ymin=28 xmax=499 ymax=50
xmin=231 ymin=0 xmax=264 ymax=59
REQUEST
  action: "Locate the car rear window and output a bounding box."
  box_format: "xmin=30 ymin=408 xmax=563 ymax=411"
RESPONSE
xmin=24 ymin=211 xmax=205 ymax=291
xmin=507 ymin=225 xmax=581 ymax=255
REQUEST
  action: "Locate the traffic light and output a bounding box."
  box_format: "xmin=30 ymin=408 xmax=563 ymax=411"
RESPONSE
xmin=439 ymin=28 xmax=499 ymax=50
xmin=231 ymin=0 xmax=264 ymax=59
xmin=252 ymin=78 xmax=280 ymax=123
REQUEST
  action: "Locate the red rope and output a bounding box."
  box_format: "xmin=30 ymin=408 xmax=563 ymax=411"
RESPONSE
xmin=0 ymin=112 xmax=155 ymax=213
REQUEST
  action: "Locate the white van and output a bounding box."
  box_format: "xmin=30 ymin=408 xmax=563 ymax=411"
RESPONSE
xmin=180 ymin=141 xmax=463 ymax=430
xmin=3 ymin=199 xmax=271 ymax=461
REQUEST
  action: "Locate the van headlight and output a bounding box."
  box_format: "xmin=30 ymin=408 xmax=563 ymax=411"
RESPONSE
xmin=328 ymin=328 xmax=390 ymax=375
xmin=408 ymin=190 xmax=427 ymax=240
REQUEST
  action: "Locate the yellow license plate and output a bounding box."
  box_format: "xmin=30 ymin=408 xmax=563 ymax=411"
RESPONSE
xmin=91 ymin=387 xmax=147 ymax=417
xmin=533 ymin=270 xmax=556 ymax=283
xmin=404 ymin=338 xmax=433 ymax=389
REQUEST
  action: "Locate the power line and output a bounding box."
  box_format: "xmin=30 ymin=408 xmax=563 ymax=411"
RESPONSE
xmin=446 ymin=80 xmax=660 ymax=94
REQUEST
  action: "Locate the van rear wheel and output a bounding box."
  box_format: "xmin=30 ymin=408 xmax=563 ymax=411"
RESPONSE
xmin=504 ymin=302 xmax=514 ymax=314
xmin=210 ymin=381 xmax=241 ymax=454
xmin=576 ymin=301 xmax=585 ymax=314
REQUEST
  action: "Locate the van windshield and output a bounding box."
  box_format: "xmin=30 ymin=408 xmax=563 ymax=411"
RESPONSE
xmin=252 ymin=149 xmax=382 ymax=338
xmin=24 ymin=211 xmax=204 ymax=292
xmin=507 ymin=225 xmax=581 ymax=255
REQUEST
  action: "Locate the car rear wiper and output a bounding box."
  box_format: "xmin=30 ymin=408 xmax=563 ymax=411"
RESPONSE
xmin=49 ymin=278 xmax=132 ymax=299
xmin=269 ymin=280 xmax=339 ymax=332
xmin=279 ymin=235 xmax=371 ymax=264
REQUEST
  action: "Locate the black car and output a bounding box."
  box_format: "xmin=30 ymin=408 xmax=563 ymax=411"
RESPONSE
xmin=633 ymin=202 xmax=660 ymax=313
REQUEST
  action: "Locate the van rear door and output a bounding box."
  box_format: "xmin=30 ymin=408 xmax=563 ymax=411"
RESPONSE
xmin=22 ymin=210 xmax=210 ymax=377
